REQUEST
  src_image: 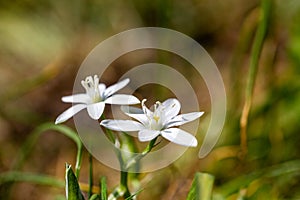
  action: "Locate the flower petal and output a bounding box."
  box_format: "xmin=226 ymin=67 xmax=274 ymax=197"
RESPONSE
xmin=161 ymin=128 xmax=198 ymax=147
xmin=61 ymin=94 xmax=89 ymax=103
xmin=98 ymin=83 xmax=106 ymax=98
xmin=104 ymin=94 xmax=140 ymax=105
xmin=100 ymin=120 xmax=144 ymax=131
xmin=138 ymin=129 xmax=160 ymax=142
xmin=165 ymin=112 xmax=204 ymax=128
xmin=162 ymin=98 xmax=181 ymax=120
xmin=55 ymin=104 xmax=87 ymax=124
xmin=141 ymin=99 xmax=152 ymax=116
xmin=103 ymin=78 xmax=130 ymax=98
xmin=121 ymin=106 xmax=148 ymax=125
xmin=87 ymin=102 xmax=105 ymax=120
xmin=121 ymin=105 xmax=143 ymax=114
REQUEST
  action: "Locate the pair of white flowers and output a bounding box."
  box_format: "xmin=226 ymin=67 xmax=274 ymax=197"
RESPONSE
xmin=55 ymin=75 xmax=204 ymax=147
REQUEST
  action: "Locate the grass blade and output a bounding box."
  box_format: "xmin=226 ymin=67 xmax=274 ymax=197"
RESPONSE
xmin=187 ymin=172 xmax=215 ymax=200
xmin=101 ymin=176 xmax=107 ymax=200
xmin=214 ymin=160 xmax=300 ymax=198
xmin=240 ymin=0 xmax=272 ymax=158
xmin=0 ymin=171 xmax=64 ymax=187
xmin=13 ymin=122 xmax=83 ymax=178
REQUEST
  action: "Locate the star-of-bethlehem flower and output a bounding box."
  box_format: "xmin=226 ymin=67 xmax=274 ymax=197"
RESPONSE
xmin=55 ymin=75 xmax=140 ymax=124
xmin=100 ymin=98 xmax=204 ymax=147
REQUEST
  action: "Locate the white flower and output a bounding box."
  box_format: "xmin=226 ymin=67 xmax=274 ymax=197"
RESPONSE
xmin=55 ymin=75 xmax=140 ymax=124
xmin=100 ymin=98 xmax=204 ymax=147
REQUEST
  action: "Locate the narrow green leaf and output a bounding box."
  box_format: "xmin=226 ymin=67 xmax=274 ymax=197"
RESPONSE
xmin=65 ymin=163 xmax=85 ymax=200
xmin=0 ymin=171 xmax=64 ymax=187
xmin=239 ymin=0 xmax=272 ymax=157
xmin=108 ymin=185 xmax=126 ymax=200
xmin=13 ymin=123 xmax=83 ymax=178
xmin=89 ymin=194 xmax=100 ymax=200
xmin=214 ymin=160 xmax=300 ymax=198
xmin=100 ymin=176 xmax=107 ymax=200
xmin=187 ymin=172 xmax=215 ymax=200
xmin=124 ymin=188 xmax=144 ymax=200
xmin=88 ymin=154 xmax=93 ymax=199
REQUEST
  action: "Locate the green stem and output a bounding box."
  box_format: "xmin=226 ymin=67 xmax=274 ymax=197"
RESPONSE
xmin=120 ymin=171 xmax=131 ymax=198
xmin=117 ymin=146 xmax=131 ymax=199
xmin=118 ymin=137 xmax=158 ymax=198
xmin=88 ymin=153 xmax=93 ymax=198
xmin=126 ymin=137 xmax=158 ymax=169
xmin=108 ymin=137 xmax=158 ymax=199
xmin=75 ymin=145 xmax=83 ymax=178
xmin=101 ymin=115 xmax=129 ymax=198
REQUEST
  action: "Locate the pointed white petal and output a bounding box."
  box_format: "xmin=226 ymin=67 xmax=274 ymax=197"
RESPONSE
xmin=61 ymin=94 xmax=89 ymax=103
xmin=103 ymin=78 xmax=130 ymax=98
xmin=162 ymin=98 xmax=181 ymax=120
xmin=138 ymin=129 xmax=160 ymax=142
xmin=98 ymin=83 xmax=106 ymax=98
xmin=165 ymin=112 xmax=204 ymax=128
xmin=87 ymin=102 xmax=105 ymax=120
xmin=121 ymin=105 xmax=143 ymax=114
xmin=121 ymin=106 xmax=148 ymax=124
xmin=100 ymin=120 xmax=144 ymax=131
xmin=104 ymin=94 xmax=140 ymax=105
xmin=141 ymin=99 xmax=153 ymax=116
xmin=161 ymin=128 xmax=198 ymax=147
xmin=55 ymin=104 xmax=87 ymax=124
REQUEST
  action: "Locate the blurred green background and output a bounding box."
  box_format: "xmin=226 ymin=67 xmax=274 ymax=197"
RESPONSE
xmin=1 ymin=0 xmax=300 ymax=199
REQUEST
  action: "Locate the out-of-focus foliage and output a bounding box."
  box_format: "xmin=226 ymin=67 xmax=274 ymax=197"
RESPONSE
xmin=187 ymin=172 xmax=214 ymax=200
xmin=1 ymin=0 xmax=300 ymax=199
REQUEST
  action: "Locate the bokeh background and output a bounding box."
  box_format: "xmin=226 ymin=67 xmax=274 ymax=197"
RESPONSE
xmin=1 ymin=0 xmax=300 ymax=199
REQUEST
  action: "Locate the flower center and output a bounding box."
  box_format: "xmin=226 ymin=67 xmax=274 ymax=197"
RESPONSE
xmin=81 ymin=75 xmax=101 ymax=103
xmin=143 ymin=100 xmax=165 ymax=130
xmin=153 ymin=115 xmax=160 ymax=123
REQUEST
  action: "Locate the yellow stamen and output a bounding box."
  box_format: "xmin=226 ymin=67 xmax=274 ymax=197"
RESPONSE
xmin=153 ymin=115 xmax=160 ymax=123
